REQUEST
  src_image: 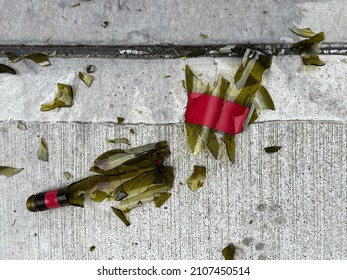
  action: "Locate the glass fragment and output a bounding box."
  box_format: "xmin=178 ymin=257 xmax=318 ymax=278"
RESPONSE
xmin=86 ymin=65 xmax=96 ymax=73
xmin=41 ymin=83 xmax=73 ymax=111
xmin=264 ymin=146 xmax=281 ymax=153
xmin=78 ymin=71 xmax=94 ymax=87
xmin=106 ymin=138 xmax=131 ymax=145
xmin=117 ymin=117 xmax=124 ymax=124
xmin=0 ymin=166 xmax=24 ymax=177
xmin=0 ymin=64 xmax=16 ymax=75
xmin=186 ymin=165 xmax=206 ymax=191
xmin=17 ymin=121 xmax=27 ymax=130
xmin=222 ymin=244 xmax=236 ymax=260
xmin=38 ymin=138 xmax=49 ymax=162
xmin=6 ymin=52 xmax=51 ymax=67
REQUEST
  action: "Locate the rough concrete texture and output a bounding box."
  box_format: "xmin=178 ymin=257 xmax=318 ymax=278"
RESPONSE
xmin=1 ymin=55 xmax=347 ymax=123
xmin=0 ymin=0 xmax=346 ymax=45
xmin=0 ymin=121 xmax=346 ymax=260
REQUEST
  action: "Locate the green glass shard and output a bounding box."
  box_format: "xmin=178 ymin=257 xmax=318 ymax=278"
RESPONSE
xmin=17 ymin=121 xmax=27 ymax=130
xmin=117 ymin=117 xmax=124 ymax=124
xmin=290 ymin=27 xmax=316 ymax=38
xmin=89 ymin=246 xmax=95 ymax=252
xmin=41 ymin=83 xmax=73 ymax=111
xmin=70 ymin=3 xmax=80 ymax=8
xmin=6 ymin=52 xmax=51 ymax=67
xmin=64 ymin=172 xmax=73 ymax=180
xmin=164 ymin=75 xmax=171 ymax=78
xmin=264 ymin=146 xmax=281 ymax=153
xmin=101 ymin=21 xmax=109 ymax=28
xmin=153 ymin=192 xmax=171 ymax=207
xmin=135 ymin=108 xmax=143 ymax=114
xmin=90 ymin=141 xmax=170 ymax=175
xmin=38 ymin=138 xmax=48 ymax=161
xmin=130 ymin=128 xmax=136 ymax=134
xmin=86 ymin=65 xmax=96 ymax=73
xmin=222 ymin=134 xmax=235 ymax=163
xmin=0 ymin=166 xmax=24 ymax=177
xmin=290 ymin=32 xmax=325 ymax=51
xmin=199 ymin=33 xmax=208 ymax=39
xmin=253 ymin=85 xmax=275 ymax=110
xmin=290 ymin=28 xmax=325 ymax=66
xmin=0 ymin=64 xmax=16 ymax=75
xmin=49 ymin=50 xmax=58 ymax=57
xmin=106 ymin=138 xmax=131 ymax=145
xmin=78 ymin=71 xmax=94 ymax=87
xmin=186 ymin=165 xmax=206 ymax=191
xmin=222 ymin=244 xmax=236 ymax=260
xmin=302 ymin=55 xmax=325 ymax=66
xmin=112 ymin=207 xmax=130 ymax=226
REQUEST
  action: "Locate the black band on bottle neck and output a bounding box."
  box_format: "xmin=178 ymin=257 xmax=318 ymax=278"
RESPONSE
xmin=26 ymin=187 xmax=70 ymax=212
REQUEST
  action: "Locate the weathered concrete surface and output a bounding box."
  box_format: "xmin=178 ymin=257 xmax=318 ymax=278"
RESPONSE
xmin=0 ymin=121 xmax=346 ymax=260
xmin=0 ymin=0 xmax=346 ymax=45
xmin=0 ymin=55 xmax=347 ymax=123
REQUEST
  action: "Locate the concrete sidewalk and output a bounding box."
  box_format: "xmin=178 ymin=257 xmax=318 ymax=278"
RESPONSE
xmin=1 ymin=0 xmax=347 ymax=260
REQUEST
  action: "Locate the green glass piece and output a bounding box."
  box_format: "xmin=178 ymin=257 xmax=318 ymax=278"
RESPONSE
xmin=64 ymin=172 xmax=73 ymax=180
xmin=222 ymin=134 xmax=235 ymax=163
xmin=130 ymin=128 xmax=136 ymax=134
xmin=6 ymin=52 xmax=51 ymax=67
xmin=153 ymin=192 xmax=172 ymax=207
xmin=106 ymin=138 xmax=131 ymax=145
xmin=253 ymin=85 xmax=275 ymax=110
xmin=78 ymin=71 xmax=94 ymax=87
xmin=17 ymin=121 xmax=27 ymax=130
xmin=0 ymin=64 xmax=16 ymax=75
xmin=90 ymin=141 xmax=170 ymax=175
xmin=290 ymin=27 xmax=316 ymax=38
xmin=222 ymin=244 xmax=236 ymax=260
xmin=38 ymin=138 xmax=48 ymax=162
xmin=232 ymin=48 xmax=272 ymax=107
xmin=101 ymin=21 xmax=109 ymax=28
xmin=199 ymin=33 xmax=208 ymax=39
xmin=117 ymin=117 xmax=124 ymax=124
xmin=41 ymin=83 xmax=73 ymax=111
xmin=264 ymin=146 xmax=281 ymax=153
xmin=0 ymin=166 xmax=24 ymax=177
xmin=86 ymin=65 xmax=96 ymax=73
xmin=70 ymin=3 xmax=80 ymax=8
xmin=302 ymin=55 xmax=325 ymax=66
xmin=249 ymin=109 xmax=258 ymax=125
xmin=186 ymin=165 xmax=206 ymax=191
xmin=164 ymin=75 xmax=171 ymax=78
xmin=290 ymin=32 xmax=325 ymax=51
xmin=89 ymin=246 xmax=95 ymax=252
xmin=111 ymin=207 xmax=131 ymax=226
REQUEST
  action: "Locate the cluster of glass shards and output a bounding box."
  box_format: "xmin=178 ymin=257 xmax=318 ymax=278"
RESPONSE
xmin=185 ymin=47 xmax=275 ymax=162
xmin=67 ymin=141 xmax=174 ymax=226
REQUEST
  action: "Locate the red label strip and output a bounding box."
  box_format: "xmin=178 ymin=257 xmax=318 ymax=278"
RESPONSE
xmin=185 ymin=92 xmax=249 ymax=135
xmin=44 ymin=189 xmax=61 ymax=209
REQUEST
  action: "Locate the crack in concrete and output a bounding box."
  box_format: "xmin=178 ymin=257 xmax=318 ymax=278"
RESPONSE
xmin=1 ymin=44 xmax=346 ymax=59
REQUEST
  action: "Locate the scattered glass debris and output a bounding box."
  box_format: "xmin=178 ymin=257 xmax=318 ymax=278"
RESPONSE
xmin=106 ymin=138 xmax=131 ymax=145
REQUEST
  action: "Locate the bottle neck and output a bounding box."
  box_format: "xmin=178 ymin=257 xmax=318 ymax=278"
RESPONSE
xmin=26 ymin=187 xmax=71 ymax=212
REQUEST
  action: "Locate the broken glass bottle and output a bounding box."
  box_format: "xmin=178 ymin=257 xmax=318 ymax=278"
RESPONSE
xmin=26 ymin=141 xmax=174 ymax=225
